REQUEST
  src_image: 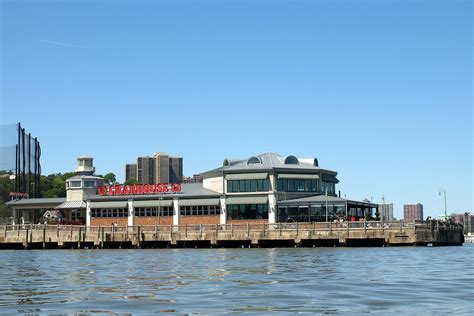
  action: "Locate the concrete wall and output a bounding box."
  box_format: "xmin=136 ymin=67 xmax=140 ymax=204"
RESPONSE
xmin=203 ymin=176 xmax=223 ymax=193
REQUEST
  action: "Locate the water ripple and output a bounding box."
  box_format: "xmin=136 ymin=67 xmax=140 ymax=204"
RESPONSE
xmin=0 ymin=245 xmax=472 ymax=314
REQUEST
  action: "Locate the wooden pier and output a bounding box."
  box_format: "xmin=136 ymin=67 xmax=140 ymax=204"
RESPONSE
xmin=0 ymin=220 xmax=464 ymax=249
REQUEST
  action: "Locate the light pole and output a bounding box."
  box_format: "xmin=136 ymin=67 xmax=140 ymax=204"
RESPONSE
xmin=325 ymin=187 xmax=328 ymax=222
xmin=439 ymin=189 xmax=447 ymax=219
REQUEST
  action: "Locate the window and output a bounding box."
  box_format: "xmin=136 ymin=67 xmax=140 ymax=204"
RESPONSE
xmin=90 ymin=208 xmax=127 ymax=218
xmin=227 ymin=179 xmax=270 ymax=193
xmin=70 ymin=181 xmax=82 ymax=188
xmin=84 ymin=180 xmax=95 ymax=188
xmin=179 ymin=205 xmax=220 ymax=216
xmin=277 ymin=178 xmax=320 ymax=192
xmin=227 ymin=204 xmax=268 ymax=220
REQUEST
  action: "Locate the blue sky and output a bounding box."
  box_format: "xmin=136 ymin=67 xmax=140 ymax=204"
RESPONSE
xmin=1 ymin=0 xmax=472 ymax=219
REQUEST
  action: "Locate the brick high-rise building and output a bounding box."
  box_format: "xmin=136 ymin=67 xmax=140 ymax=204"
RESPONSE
xmin=404 ymin=203 xmax=424 ymax=222
xmin=125 ymin=163 xmax=137 ymax=182
xmin=125 ymin=152 xmax=184 ymax=184
xmin=379 ymin=203 xmax=394 ymax=221
xmin=169 ymin=156 xmax=183 ymax=183
xmin=137 ymin=157 xmax=155 ymax=184
xmin=154 ymin=152 xmax=170 ymax=183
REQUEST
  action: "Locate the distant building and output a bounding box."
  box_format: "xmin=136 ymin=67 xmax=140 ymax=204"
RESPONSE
xmin=154 ymin=152 xmax=170 ymax=183
xmin=379 ymin=203 xmax=394 ymax=221
xmin=125 ymin=152 xmax=183 ymax=184
xmin=404 ymin=203 xmax=423 ymax=222
xmin=137 ymin=157 xmax=155 ymax=184
xmin=125 ymin=164 xmax=137 ymax=182
xmin=169 ymin=156 xmax=183 ymax=183
xmin=451 ymin=212 xmax=473 ymax=235
xmin=183 ymin=174 xmax=203 ymax=183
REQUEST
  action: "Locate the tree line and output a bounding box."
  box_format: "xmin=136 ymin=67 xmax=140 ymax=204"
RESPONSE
xmin=0 ymin=171 xmax=118 ymax=219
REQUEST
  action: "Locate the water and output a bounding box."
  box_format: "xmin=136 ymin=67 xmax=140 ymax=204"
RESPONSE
xmin=0 ymin=245 xmax=472 ymax=315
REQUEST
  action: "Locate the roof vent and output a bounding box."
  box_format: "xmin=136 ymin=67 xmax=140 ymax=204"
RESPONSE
xmin=313 ymin=158 xmax=319 ymax=167
xmin=247 ymin=156 xmax=262 ymax=165
xmin=284 ymin=155 xmax=299 ymax=165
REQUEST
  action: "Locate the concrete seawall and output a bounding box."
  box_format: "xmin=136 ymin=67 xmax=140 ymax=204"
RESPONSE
xmin=0 ymin=221 xmax=464 ymax=249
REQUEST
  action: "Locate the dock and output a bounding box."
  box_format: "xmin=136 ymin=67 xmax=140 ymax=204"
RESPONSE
xmin=0 ymin=220 xmax=464 ymax=249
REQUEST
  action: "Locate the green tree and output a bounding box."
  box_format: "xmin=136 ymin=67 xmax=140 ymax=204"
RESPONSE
xmin=124 ymin=178 xmax=138 ymax=185
xmin=103 ymin=173 xmax=117 ymax=185
xmin=0 ymin=175 xmax=14 ymax=219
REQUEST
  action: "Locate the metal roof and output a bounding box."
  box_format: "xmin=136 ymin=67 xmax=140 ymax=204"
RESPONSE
xmin=279 ymin=195 xmax=378 ymax=207
xmin=57 ymin=200 xmax=86 ymax=209
xmin=6 ymin=198 xmax=66 ymax=207
xmin=201 ymin=152 xmax=337 ymax=176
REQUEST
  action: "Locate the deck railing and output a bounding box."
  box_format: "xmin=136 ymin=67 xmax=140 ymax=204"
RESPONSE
xmin=1 ymin=220 xmax=461 ymax=235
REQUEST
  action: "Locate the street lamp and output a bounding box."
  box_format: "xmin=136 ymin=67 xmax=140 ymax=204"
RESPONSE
xmin=325 ymin=186 xmax=329 ymax=222
xmin=439 ymin=189 xmax=447 ymax=220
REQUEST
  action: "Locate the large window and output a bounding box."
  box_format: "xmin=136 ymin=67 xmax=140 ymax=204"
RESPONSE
xmin=70 ymin=181 xmax=82 ymax=188
xmin=227 ymin=204 xmax=268 ymax=220
xmin=90 ymin=208 xmax=128 ymax=218
xmin=135 ymin=207 xmax=174 ymax=217
xmin=277 ymin=179 xmax=318 ymax=192
xmin=84 ymin=180 xmax=95 ymax=188
xmin=321 ymin=182 xmax=335 ymax=194
xmin=179 ymin=205 xmax=220 ymax=216
xmin=227 ymin=179 xmax=270 ymax=193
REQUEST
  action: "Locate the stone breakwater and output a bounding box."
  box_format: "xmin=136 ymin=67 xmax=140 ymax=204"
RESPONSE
xmin=0 ymin=221 xmax=464 ymax=249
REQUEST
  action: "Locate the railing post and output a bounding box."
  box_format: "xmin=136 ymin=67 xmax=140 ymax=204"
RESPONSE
xmin=279 ymin=222 xmax=282 ymax=236
xmin=25 ymin=228 xmax=29 ymax=250
xmin=231 ymin=224 xmax=234 ymax=237
xmin=78 ymin=226 xmax=82 ymax=249
xmin=43 ymin=225 xmax=46 ymax=249
xmin=247 ymin=223 xmax=249 ymax=237
xmin=185 ymin=224 xmax=188 ymax=238
xmin=4 ymin=225 xmax=7 ymax=238
xmin=263 ymin=223 xmax=266 ymax=237
xmin=215 ymin=224 xmax=218 ymax=236
xmin=400 ymin=220 xmax=403 ymax=233
xmin=296 ymin=222 xmax=299 ymax=235
xmin=364 ymin=221 xmax=367 ymax=235
xmin=200 ymin=224 xmax=203 ymax=237
xmin=101 ymin=227 xmax=104 ymax=248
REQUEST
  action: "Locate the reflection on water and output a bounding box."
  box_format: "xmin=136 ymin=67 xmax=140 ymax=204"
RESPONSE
xmin=0 ymin=245 xmax=473 ymax=314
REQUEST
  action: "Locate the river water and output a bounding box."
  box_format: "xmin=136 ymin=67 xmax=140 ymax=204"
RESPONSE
xmin=0 ymin=245 xmax=472 ymax=315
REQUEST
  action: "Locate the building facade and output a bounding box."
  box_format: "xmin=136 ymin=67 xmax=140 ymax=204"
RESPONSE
xmin=379 ymin=203 xmax=394 ymax=221
xmin=125 ymin=164 xmax=137 ymax=182
xmin=137 ymin=157 xmax=155 ymax=184
xmin=8 ymin=153 xmax=379 ymax=227
xmin=169 ymin=156 xmax=183 ymax=183
xmin=404 ymin=203 xmax=424 ymax=222
xmin=125 ymin=152 xmax=183 ymax=184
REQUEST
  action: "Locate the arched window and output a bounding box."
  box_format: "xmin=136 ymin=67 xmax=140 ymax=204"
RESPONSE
xmin=247 ymin=156 xmax=262 ymax=165
xmin=284 ymin=155 xmax=299 ymax=165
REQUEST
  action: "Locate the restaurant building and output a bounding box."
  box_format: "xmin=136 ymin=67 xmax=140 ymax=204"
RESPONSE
xmin=7 ymin=153 xmax=378 ymax=226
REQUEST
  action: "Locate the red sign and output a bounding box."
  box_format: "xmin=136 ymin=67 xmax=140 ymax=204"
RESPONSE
xmin=98 ymin=183 xmax=182 ymax=196
xmin=9 ymin=192 xmax=29 ymax=199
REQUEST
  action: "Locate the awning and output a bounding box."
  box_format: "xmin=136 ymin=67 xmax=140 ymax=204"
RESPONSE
xmin=225 ymin=173 xmax=268 ymax=180
xmin=277 ymin=173 xmax=319 ymax=179
xmin=132 ymin=200 xmax=173 ymax=208
xmin=226 ymin=196 xmax=268 ymax=205
xmin=89 ymin=201 xmax=128 ymax=209
xmin=56 ymin=201 xmax=86 ymax=209
xmin=178 ymin=199 xmax=220 ymax=206
xmin=322 ymin=174 xmax=339 ymax=183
